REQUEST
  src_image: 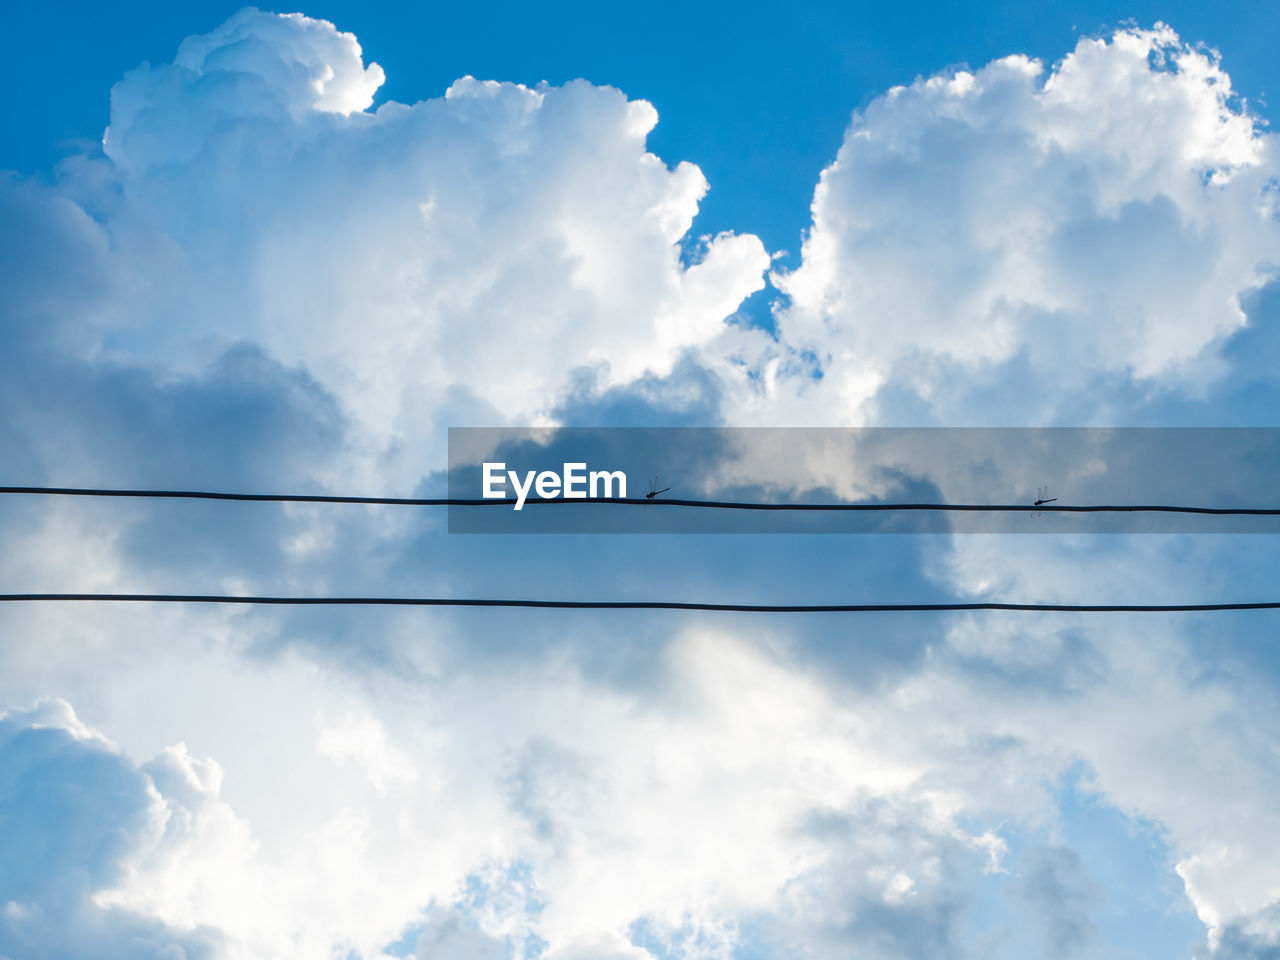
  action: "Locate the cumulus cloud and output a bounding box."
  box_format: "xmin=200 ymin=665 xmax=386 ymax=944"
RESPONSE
xmin=1209 ymin=902 xmax=1280 ymax=959
xmin=740 ymin=25 xmax=1280 ymax=425
xmin=0 ymin=619 xmax=1013 ymax=960
xmin=934 ymin=532 xmax=1280 ymax=948
xmin=64 ymin=7 xmax=770 ymax=492
xmin=105 ymin=7 xmax=385 ymax=176
xmin=0 ymin=700 xmax=224 ymax=958
xmin=4 ymin=7 xmax=1280 ymax=960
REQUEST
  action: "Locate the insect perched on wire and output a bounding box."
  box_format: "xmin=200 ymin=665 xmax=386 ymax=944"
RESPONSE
xmin=645 ymin=477 xmax=671 ymax=501
xmin=1032 ymin=485 xmax=1058 ymax=519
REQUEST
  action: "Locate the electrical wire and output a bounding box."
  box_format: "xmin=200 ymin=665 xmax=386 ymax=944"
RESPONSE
xmin=0 ymin=594 xmax=1277 ymax=613
xmin=2 ymin=486 xmax=1278 ymax=515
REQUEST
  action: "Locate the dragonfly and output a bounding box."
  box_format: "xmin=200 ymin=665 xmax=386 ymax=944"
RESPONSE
xmin=646 ymin=477 xmax=671 ymax=500
xmin=1032 ymin=485 xmax=1058 ymax=518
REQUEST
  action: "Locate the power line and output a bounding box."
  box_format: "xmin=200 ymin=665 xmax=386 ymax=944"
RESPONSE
xmin=2 ymin=486 xmax=1279 ymax=516
xmin=1 ymin=594 xmax=1278 ymax=613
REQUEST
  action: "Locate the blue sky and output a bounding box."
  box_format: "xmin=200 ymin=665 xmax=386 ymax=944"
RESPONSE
xmin=3 ymin=3 xmax=1280 ymax=959
xmin=9 ymin=1 xmax=1280 ymax=262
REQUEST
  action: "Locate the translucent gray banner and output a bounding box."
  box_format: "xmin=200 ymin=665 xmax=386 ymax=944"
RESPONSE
xmin=447 ymin=428 xmax=1280 ymax=533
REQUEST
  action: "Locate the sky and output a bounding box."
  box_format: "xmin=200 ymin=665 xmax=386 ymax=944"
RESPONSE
xmin=2 ymin=3 xmax=1280 ymax=959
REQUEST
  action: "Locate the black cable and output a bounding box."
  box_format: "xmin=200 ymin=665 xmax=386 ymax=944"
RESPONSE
xmin=2 ymin=486 xmax=1279 ymax=515
xmin=1 ymin=594 xmax=1278 ymax=612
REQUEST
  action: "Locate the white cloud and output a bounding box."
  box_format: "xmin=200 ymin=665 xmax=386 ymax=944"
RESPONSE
xmin=934 ymin=533 xmax=1280 ymax=944
xmin=4 ymin=8 xmax=1280 ymax=960
xmin=0 ymin=700 xmax=225 ymax=958
xmin=732 ymin=24 xmax=1280 ymax=424
xmin=77 ymin=7 xmax=768 ymax=490
xmin=105 ymin=6 xmax=385 ymax=176
xmin=0 ymin=618 xmax=1004 ymax=960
